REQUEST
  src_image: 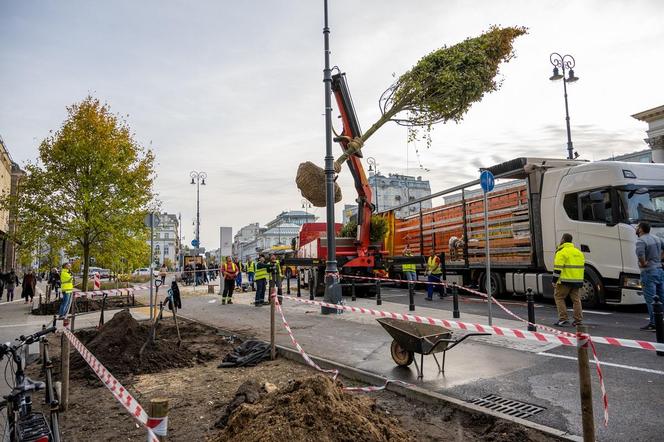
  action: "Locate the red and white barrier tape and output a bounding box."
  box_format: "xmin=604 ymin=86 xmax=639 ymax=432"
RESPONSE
xmin=342 ymin=274 xmax=664 ymax=352
xmin=62 ymin=328 xmax=162 ymax=440
xmin=269 ymin=290 xmax=412 ymax=393
xmin=74 ymin=285 xmax=150 ymax=298
xmin=577 ymin=333 xmax=609 ymax=426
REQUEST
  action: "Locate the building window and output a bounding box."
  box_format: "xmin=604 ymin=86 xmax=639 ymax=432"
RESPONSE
xmin=164 ymin=246 xmax=169 ymax=255
xmin=563 ymin=193 xmax=579 ymax=220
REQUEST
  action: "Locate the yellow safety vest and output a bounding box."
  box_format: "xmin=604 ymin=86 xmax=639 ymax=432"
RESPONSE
xmin=255 ymin=265 xmax=268 ymax=280
xmin=61 ymin=269 xmax=74 ymax=291
xmin=402 ymin=254 xmax=416 ymax=273
xmin=269 ymin=261 xmax=282 ymax=280
xmin=427 ymin=256 xmax=442 ymax=275
xmin=247 ymin=261 xmax=256 ymax=273
xmin=553 ymin=242 xmax=585 ymax=284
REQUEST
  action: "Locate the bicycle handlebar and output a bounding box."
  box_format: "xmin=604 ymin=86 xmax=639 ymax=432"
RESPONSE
xmin=19 ymin=326 xmax=57 ymax=346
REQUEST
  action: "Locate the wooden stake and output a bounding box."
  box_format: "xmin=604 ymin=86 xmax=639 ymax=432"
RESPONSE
xmin=576 ymin=324 xmax=595 ymax=442
xmin=60 ymin=332 xmax=70 ymax=412
xmin=270 ymin=289 xmax=276 ymax=361
xmin=149 ymin=397 xmax=169 ymax=441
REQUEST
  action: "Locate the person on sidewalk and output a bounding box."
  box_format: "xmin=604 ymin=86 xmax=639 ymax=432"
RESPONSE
xmin=246 ymin=258 xmax=256 ymax=291
xmin=21 ymin=269 xmax=37 ymax=304
xmin=6 ymin=269 xmax=19 ymax=302
xmin=0 ymin=270 xmax=5 ymax=301
xmin=425 ymin=251 xmax=444 ymax=300
xmin=402 ymin=246 xmax=417 ymax=284
xmin=159 ymin=264 xmax=168 ymax=285
xmin=552 ymin=233 xmax=585 ymax=327
xmin=221 ymin=256 xmax=238 ymax=305
xmin=234 ymin=257 xmax=244 ymax=292
xmin=254 ymin=256 xmax=269 ymax=306
xmin=635 ymin=222 xmax=664 ymax=331
xmin=59 ymin=263 xmax=74 ymax=319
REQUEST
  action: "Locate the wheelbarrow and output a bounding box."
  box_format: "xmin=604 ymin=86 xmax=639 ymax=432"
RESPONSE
xmin=377 ymin=318 xmax=490 ymax=379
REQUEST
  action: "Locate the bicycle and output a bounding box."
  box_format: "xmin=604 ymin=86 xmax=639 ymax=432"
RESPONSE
xmin=0 ymin=323 xmax=60 ymax=442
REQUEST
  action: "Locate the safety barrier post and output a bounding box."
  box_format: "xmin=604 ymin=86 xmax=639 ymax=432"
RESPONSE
xmin=309 ymin=271 xmax=314 ymax=301
xmin=452 ymin=282 xmax=460 ymax=319
xmin=351 ymin=279 xmax=356 ymax=302
xmin=654 ymin=296 xmax=664 ymax=357
xmin=270 ymin=282 xmax=276 ymax=361
xmin=408 ymin=282 xmax=415 ymax=311
xmin=149 ymin=398 xmax=169 ymax=441
xmin=440 ymin=252 xmax=447 ymax=297
xmin=376 ymin=280 xmax=382 ymax=306
xmin=296 ymin=272 xmax=301 ymax=298
xmin=99 ymin=293 xmax=108 ymax=328
xmin=526 ymin=288 xmax=537 ymax=332
xmin=159 ymin=301 xmax=164 ymax=320
xmin=287 ymin=272 xmax=291 ymax=295
xmin=576 ymin=324 xmax=595 ymax=442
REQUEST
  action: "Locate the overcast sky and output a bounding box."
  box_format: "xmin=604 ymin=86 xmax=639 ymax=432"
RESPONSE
xmin=2 ymin=0 xmax=663 ymax=248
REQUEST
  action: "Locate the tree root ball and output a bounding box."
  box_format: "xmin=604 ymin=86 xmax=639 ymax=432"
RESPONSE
xmin=296 ymin=161 xmax=342 ymax=207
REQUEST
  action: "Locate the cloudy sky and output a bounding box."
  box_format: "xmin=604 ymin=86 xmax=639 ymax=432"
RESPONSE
xmin=2 ymin=0 xmax=663 ymax=248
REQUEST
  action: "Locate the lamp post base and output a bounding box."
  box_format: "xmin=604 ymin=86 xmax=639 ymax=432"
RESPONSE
xmin=321 ymin=272 xmax=343 ymax=315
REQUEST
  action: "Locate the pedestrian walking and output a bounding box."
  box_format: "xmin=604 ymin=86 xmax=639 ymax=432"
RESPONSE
xmin=635 ymin=222 xmax=664 ymax=331
xmin=552 ymin=233 xmax=585 ymax=327
xmin=0 ymin=270 xmax=5 ymax=301
xmin=425 ymin=251 xmax=444 ymax=300
xmin=246 ymin=258 xmax=256 ymax=291
xmin=159 ymin=264 xmax=167 ymax=285
xmin=59 ymin=262 xmax=74 ymax=319
xmin=234 ymin=257 xmax=244 ymax=291
xmin=6 ymin=269 xmax=19 ymax=302
xmin=402 ymin=246 xmax=417 ymax=283
xmin=21 ymin=269 xmax=37 ymax=304
xmin=221 ymin=256 xmax=238 ymax=304
xmin=254 ymin=256 xmax=269 ymax=306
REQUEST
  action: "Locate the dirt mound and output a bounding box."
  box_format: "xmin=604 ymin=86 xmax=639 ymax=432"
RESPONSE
xmin=210 ymin=375 xmax=414 ymax=442
xmin=71 ymin=309 xmax=206 ymax=378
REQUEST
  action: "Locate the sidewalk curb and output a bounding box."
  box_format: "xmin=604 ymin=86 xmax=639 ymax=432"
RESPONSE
xmin=176 ymin=310 xmax=579 ymax=442
xmin=276 ymin=345 xmax=581 ymax=442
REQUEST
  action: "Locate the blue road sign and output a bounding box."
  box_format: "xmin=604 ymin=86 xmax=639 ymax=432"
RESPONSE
xmin=480 ymin=170 xmax=495 ymax=193
xmin=191 ymin=239 xmax=199 ymax=247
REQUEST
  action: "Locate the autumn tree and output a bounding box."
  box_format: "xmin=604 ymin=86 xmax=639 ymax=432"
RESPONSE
xmin=5 ymin=96 xmax=155 ymax=290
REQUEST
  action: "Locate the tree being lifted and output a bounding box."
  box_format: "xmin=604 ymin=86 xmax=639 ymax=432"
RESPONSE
xmin=5 ymin=97 xmax=154 ymax=290
xmin=297 ymin=26 xmax=527 ymax=206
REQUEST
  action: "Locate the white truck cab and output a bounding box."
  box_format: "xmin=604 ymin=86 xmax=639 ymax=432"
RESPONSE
xmin=539 ymin=161 xmax=664 ymax=305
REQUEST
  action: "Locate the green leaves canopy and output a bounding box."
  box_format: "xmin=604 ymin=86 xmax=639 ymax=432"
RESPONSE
xmin=7 ymin=96 xmax=154 ymax=289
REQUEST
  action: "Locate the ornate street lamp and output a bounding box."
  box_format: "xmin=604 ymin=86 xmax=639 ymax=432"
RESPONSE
xmin=189 ymin=171 xmax=207 ymax=249
xmin=549 ymin=53 xmax=580 ymax=160
xmin=301 ymin=198 xmax=312 ymax=216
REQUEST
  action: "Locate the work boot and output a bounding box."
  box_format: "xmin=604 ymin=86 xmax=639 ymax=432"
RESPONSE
xmin=221 ymin=297 xmax=227 ymax=305
xmin=640 ymin=323 xmax=656 ymax=331
xmin=227 ymin=299 xmax=233 ymax=305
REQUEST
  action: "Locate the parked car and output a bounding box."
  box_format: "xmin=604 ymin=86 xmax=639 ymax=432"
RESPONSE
xmin=132 ymin=268 xmax=159 ymax=277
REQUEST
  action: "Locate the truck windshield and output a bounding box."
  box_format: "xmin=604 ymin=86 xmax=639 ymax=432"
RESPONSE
xmin=618 ymin=186 xmax=664 ymax=226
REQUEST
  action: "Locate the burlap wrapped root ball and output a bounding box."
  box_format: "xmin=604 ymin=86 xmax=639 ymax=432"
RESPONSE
xmin=296 ymin=161 xmax=342 ymax=207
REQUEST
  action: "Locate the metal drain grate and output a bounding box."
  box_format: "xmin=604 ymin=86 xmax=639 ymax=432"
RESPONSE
xmin=468 ymin=394 xmax=546 ymax=419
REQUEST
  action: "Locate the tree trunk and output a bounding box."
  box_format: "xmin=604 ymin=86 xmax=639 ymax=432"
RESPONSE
xmin=82 ymin=241 xmax=90 ymax=292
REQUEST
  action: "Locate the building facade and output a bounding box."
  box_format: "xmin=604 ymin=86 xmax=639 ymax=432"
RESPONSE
xmin=0 ymin=136 xmax=18 ymax=270
xmin=631 ymin=104 xmax=664 ymax=163
xmin=367 ymin=173 xmax=432 ymax=218
xmin=151 ymin=212 xmax=180 ymax=269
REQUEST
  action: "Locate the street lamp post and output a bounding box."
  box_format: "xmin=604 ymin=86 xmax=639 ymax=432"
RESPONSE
xmin=189 ymin=171 xmax=207 ymax=250
xmin=367 ymin=157 xmax=379 ymax=211
xmin=549 ymin=53 xmax=579 ymax=160
xmin=321 ymin=0 xmax=341 ymax=314
xmin=301 ymin=198 xmax=312 ymax=216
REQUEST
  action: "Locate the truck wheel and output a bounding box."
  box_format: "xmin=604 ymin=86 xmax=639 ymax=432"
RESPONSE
xmin=390 ymin=340 xmax=414 ymax=366
xmin=580 ymin=266 xmax=603 ymax=308
xmin=480 ymin=272 xmax=504 ymax=296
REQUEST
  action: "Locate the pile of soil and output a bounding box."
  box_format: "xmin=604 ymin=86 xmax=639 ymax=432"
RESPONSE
xmin=70 ymin=309 xmax=221 ymax=379
xmin=210 ymin=375 xmax=413 ymax=442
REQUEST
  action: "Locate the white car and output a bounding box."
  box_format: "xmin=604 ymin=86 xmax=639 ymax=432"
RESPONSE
xmin=132 ymin=268 xmax=159 ymax=277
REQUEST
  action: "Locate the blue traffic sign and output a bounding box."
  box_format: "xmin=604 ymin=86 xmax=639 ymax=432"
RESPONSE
xmin=480 ymin=170 xmax=495 ymax=193
xmin=191 ymin=239 xmax=199 ymax=247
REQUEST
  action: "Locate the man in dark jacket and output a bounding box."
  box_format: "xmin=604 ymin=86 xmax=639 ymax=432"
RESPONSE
xmin=21 ymin=269 xmax=37 ymax=304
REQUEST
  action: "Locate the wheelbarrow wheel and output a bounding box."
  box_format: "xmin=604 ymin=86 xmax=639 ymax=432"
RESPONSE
xmin=390 ymin=340 xmax=414 ymax=366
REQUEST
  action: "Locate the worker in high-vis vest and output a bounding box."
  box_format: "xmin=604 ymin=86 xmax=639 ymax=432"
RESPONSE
xmin=268 ymin=254 xmax=283 ymax=300
xmin=254 ymin=255 xmax=269 ymax=306
xmin=426 ymin=251 xmax=444 ymax=300
xmin=552 ymin=233 xmax=585 ymax=327
xmin=402 ymin=246 xmax=417 ymax=283
xmin=58 ymin=262 xmax=74 ymax=319
xmin=246 ymin=258 xmax=256 ymax=291
xmin=221 ymin=256 xmax=239 ymax=305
